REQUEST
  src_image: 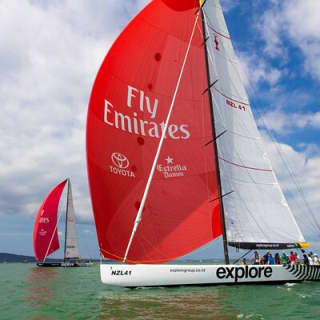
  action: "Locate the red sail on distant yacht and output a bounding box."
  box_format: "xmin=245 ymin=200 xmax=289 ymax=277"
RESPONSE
xmin=33 ymin=180 xmax=67 ymax=261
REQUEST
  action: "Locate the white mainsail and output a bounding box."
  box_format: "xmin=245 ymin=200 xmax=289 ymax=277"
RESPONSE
xmin=64 ymin=179 xmax=81 ymax=259
xmin=202 ymin=0 xmax=305 ymax=247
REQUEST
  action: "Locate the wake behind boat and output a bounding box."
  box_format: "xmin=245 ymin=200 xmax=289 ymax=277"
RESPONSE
xmin=33 ymin=178 xmax=92 ymax=267
xmin=86 ymin=0 xmax=319 ymax=287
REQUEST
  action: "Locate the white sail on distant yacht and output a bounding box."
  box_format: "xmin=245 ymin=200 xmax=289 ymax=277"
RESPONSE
xmin=86 ymin=0 xmax=319 ymax=286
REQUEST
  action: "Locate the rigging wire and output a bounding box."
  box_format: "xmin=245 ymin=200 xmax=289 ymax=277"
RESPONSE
xmin=233 ymin=249 xmax=252 ymax=264
xmin=256 ymin=111 xmax=320 ymax=235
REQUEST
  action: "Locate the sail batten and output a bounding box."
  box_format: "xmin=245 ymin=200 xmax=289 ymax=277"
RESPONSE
xmin=207 ymin=25 xmax=230 ymax=39
xmin=213 ymin=87 xmax=249 ymax=106
xmin=219 ymin=157 xmax=273 ymax=172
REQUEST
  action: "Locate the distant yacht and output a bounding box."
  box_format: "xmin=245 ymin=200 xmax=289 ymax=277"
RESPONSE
xmin=33 ymin=178 xmax=92 ymax=267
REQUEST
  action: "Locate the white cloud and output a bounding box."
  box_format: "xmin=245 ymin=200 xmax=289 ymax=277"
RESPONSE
xmin=220 ymin=0 xmax=240 ymax=12
xmin=237 ymin=52 xmax=283 ymax=93
xmin=0 ymin=1 xmax=147 ymax=222
xmin=257 ymin=7 xmax=285 ymax=59
xmin=258 ymin=110 xmax=320 ymax=135
xmin=261 ymin=133 xmax=320 ymax=238
xmin=259 ymin=0 xmax=320 ymax=80
xmin=257 ymin=110 xmax=288 ymax=134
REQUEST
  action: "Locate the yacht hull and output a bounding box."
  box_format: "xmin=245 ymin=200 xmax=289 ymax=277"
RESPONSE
xmin=37 ymin=261 xmax=93 ymax=267
xmin=101 ymin=264 xmax=320 ymax=287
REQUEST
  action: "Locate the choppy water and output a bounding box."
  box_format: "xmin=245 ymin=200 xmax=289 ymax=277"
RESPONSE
xmin=1 ymin=263 xmax=320 ymax=320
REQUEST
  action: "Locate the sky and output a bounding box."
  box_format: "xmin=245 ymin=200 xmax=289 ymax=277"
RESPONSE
xmin=1 ymin=0 xmax=320 ymax=260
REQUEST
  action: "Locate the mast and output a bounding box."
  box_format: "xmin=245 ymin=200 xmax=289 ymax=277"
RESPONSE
xmin=200 ymin=3 xmax=230 ymax=264
xmin=63 ymin=178 xmax=70 ymax=262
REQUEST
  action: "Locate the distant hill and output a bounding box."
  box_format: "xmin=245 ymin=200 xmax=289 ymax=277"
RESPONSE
xmin=0 ymin=253 xmax=99 ymax=263
xmin=0 ymin=252 xmax=59 ymax=263
xmin=0 ymin=253 xmax=221 ymax=264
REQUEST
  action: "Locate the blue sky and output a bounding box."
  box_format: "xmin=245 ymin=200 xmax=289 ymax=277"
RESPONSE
xmin=1 ymin=0 xmax=320 ymax=260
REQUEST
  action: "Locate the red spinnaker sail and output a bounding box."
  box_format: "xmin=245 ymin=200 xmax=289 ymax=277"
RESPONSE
xmin=33 ymin=180 xmax=67 ymax=261
xmin=87 ymin=0 xmax=222 ymax=264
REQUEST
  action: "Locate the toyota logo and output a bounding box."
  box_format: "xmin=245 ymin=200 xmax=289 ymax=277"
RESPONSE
xmin=111 ymin=152 xmax=130 ymax=169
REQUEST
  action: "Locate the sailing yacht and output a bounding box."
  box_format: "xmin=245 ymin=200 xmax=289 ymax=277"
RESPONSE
xmin=33 ymin=178 xmax=91 ymax=267
xmin=86 ymin=0 xmax=320 ymax=286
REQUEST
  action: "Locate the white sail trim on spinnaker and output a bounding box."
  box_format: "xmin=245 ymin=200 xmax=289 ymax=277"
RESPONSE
xmin=202 ymin=0 xmax=305 ymax=247
xmin=64 ymin=179 xmax=81 ymax=259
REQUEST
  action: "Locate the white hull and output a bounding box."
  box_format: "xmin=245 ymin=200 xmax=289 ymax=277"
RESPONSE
xmin=101 ymin=264 xmax=320 ymax=287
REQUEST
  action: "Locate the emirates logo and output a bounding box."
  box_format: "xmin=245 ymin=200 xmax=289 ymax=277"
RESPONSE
xmin=111 ymin=152 xmax=129 ymax=169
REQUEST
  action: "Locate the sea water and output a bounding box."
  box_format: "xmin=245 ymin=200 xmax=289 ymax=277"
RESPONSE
xmin=1 ymin=263 xmax=320 ymax=320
